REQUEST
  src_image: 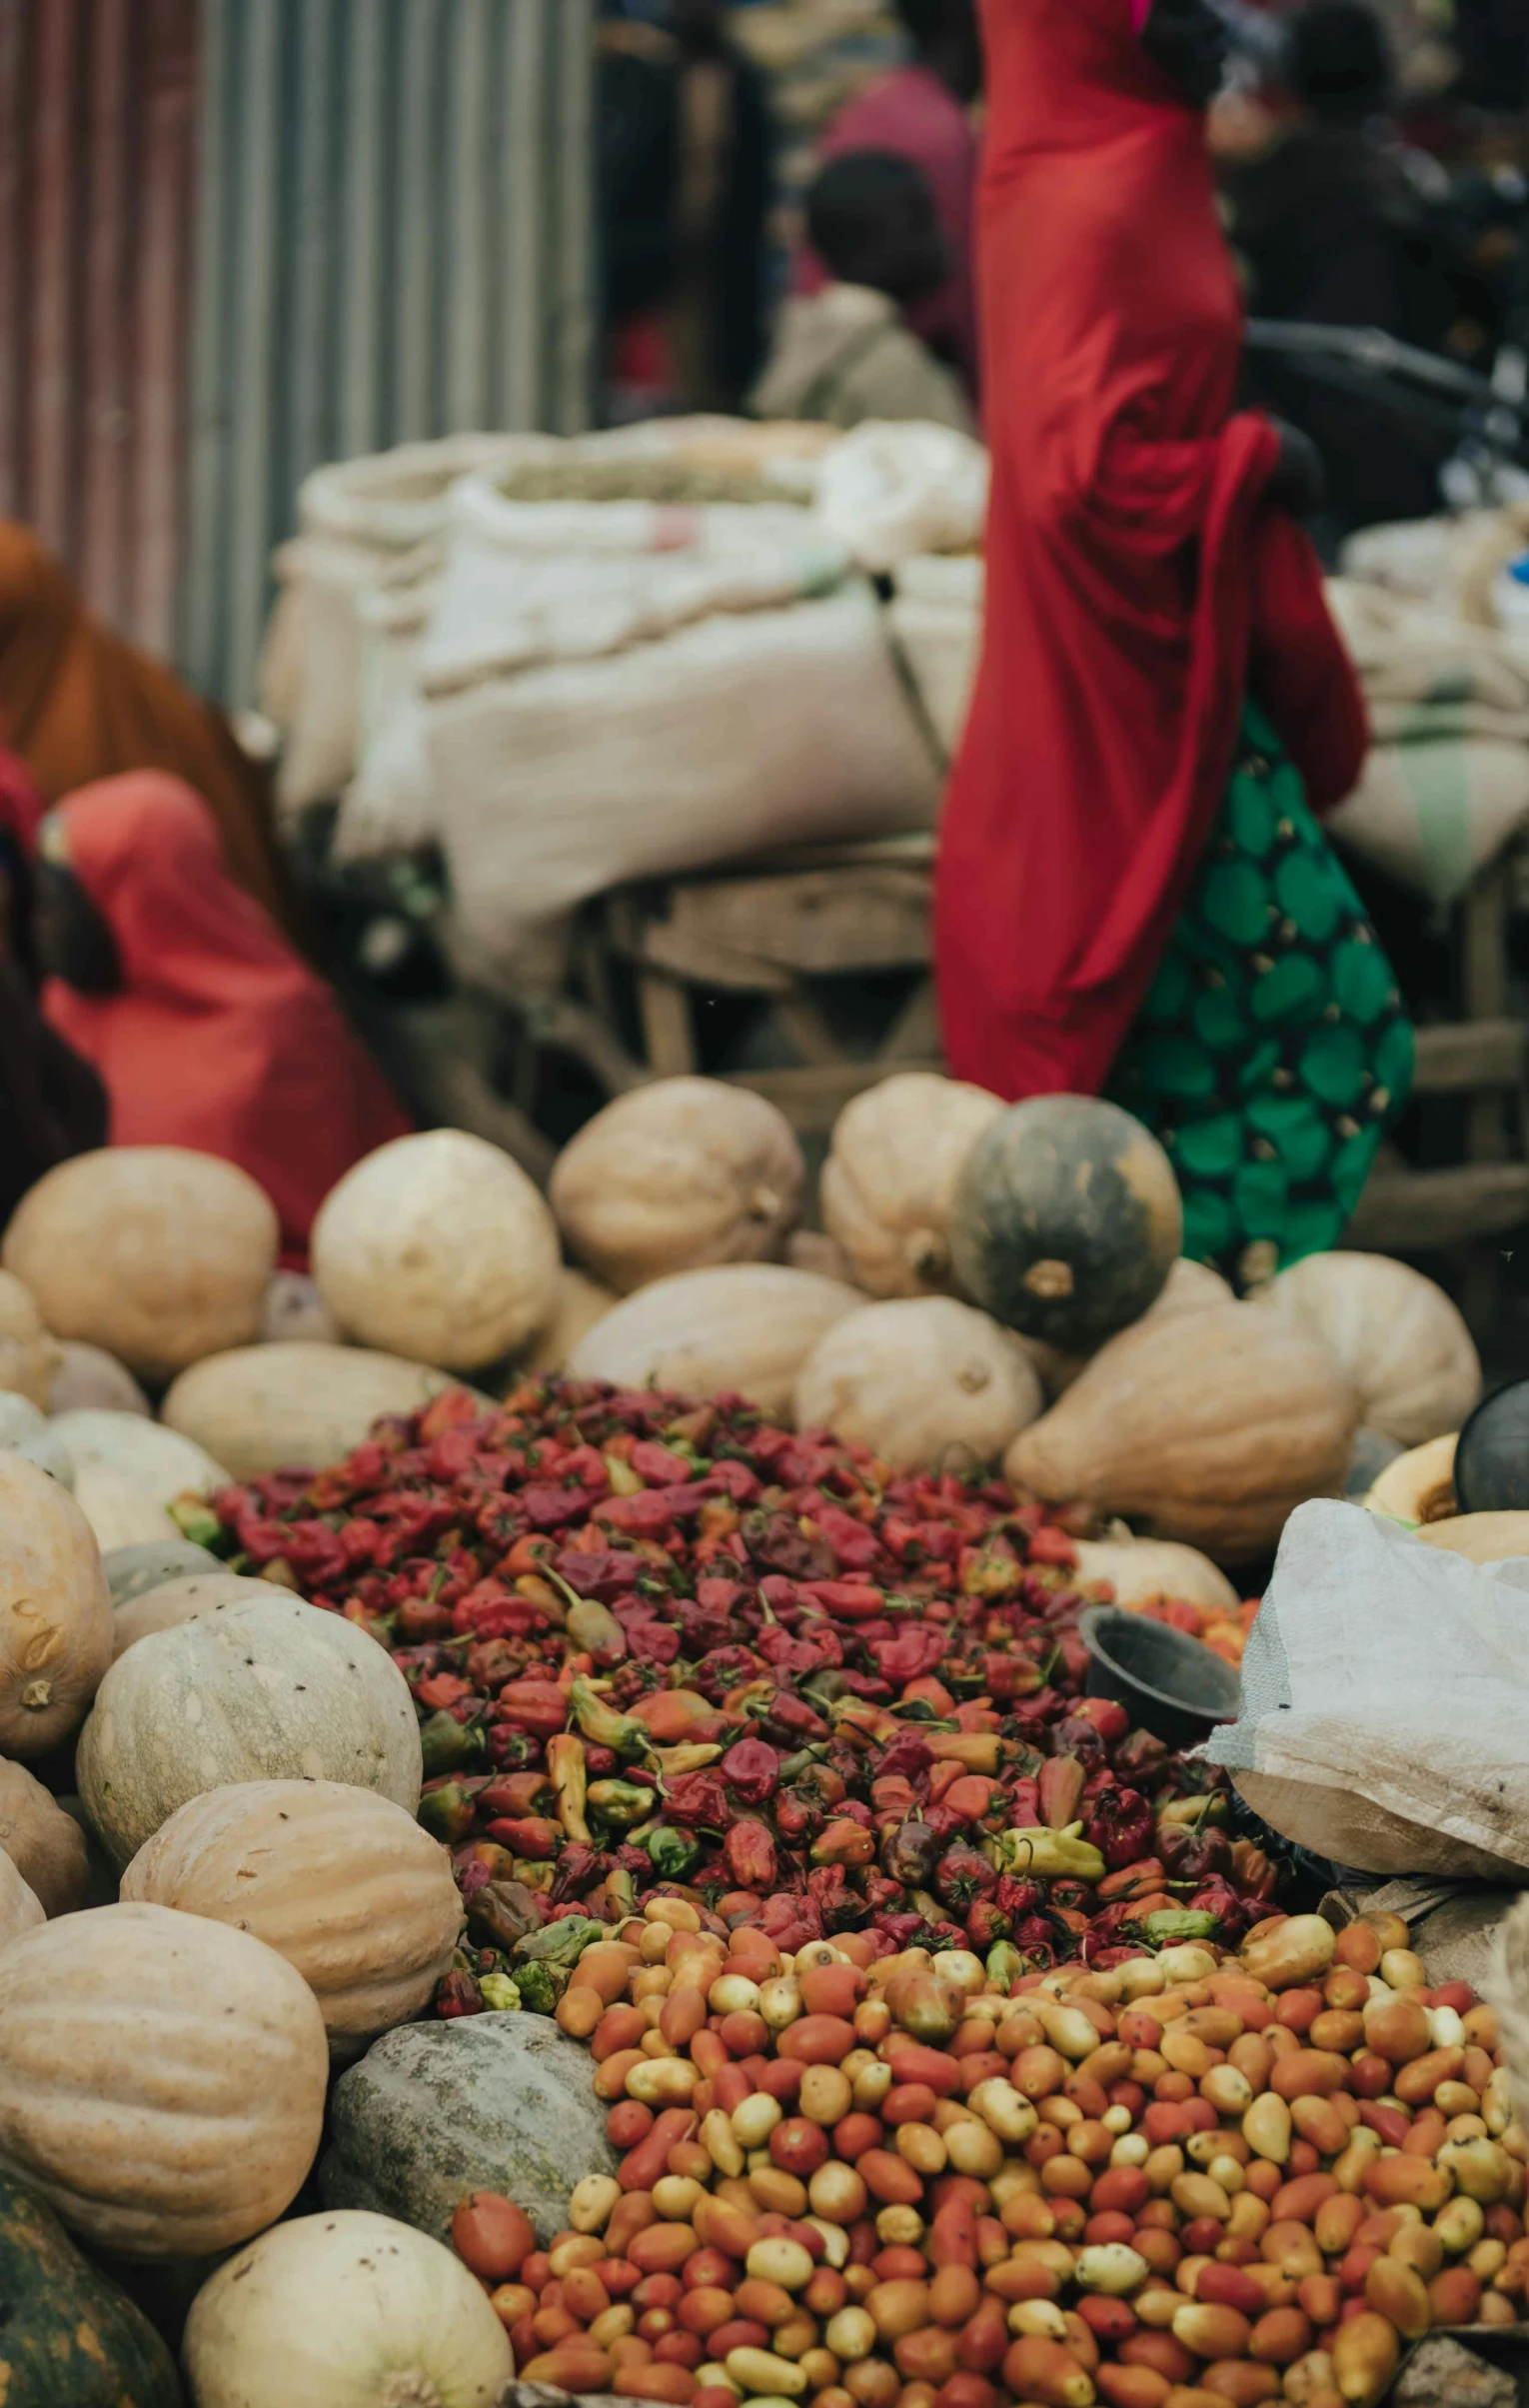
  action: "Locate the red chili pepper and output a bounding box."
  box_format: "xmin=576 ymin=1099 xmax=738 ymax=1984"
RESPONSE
xmin=723 ymin=1819 xmax=778 ymax=1892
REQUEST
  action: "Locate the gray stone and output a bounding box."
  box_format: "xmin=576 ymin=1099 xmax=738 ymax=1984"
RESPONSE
xmin=319 ymin=2011 xmax=619 ymax=2245
xmin=1395 ymin=2336 xmax=1515 ymax=2408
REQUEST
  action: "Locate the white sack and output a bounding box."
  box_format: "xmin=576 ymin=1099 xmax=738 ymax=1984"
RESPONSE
xmin=1202 ymin=1497 xmax=1529 ymax=1879
xmin=816 ymin=421 xmax=989 ymax=574
xmin=887 ymin=555 xmax=984 ymax=761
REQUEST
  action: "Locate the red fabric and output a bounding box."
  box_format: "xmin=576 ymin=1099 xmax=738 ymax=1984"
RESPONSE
xmin=934 ymin=0 xmax=1366 ymax=1101
xmin=0 ymin=747 xmax=42 ymax=858
xmin=800 ymin=66 xmax=980 ymax=388
xmin=42 ymin=774 xmax=411 ymax=1254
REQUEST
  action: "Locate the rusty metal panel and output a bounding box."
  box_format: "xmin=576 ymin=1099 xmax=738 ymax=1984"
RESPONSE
xmin=0 ymin=0 xmax=197 ymax=658
xmin=184 ymin=0 xmax=596 ymax=709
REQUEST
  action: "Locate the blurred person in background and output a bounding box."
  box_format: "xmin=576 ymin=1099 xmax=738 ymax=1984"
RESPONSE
xmin=1221 ymin=2 xmax=1491 ymax=531
xmin=0 ymin=749 xmax=105 ymax=1228
xmin=35 ymin=775 xmax=411 ymax=1257
xmin=805 ymin=0 xmax=983 ymax=395
xmin=751 ymin=154 xmax=975 ymax=432
xmin=936 ymin=0 xmax=1412 ymax=1287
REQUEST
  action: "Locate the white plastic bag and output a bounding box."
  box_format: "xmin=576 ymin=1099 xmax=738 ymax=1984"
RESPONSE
xmin=816 ymin=422 xmax=989 ymax=574
xmin=1203 ymin=1498 xmax=1529 ymax=1878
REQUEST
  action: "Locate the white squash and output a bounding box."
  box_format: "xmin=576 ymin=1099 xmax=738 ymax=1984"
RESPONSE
xmin=313 ymin=1129 xmax=561 ymax=1370
xmin=522 ymin=1267 xmax=622 ymax=1375
xmin=122 ymin=1780 xmax=462 ymax=2058
xmin=162 ymin=1343 xmax=481 ymax=1479
xmin=1070 ymin=1536 xmax=1240 ymax=1613
xmin=2 ymin=1148 xmax=278 ymax=1381
xmin=0 ymin=1901 xmax=327 ymax=2256
xmin=47 ymin=1340 xmax=151 ymax=1418
xmin=0 ymin=1271 xmax=59 ymax=1408
xmin=1252 ymin=1250 xmax=1480 ymax=1447
xmin=0 ymin=1394 xmax=75 ymax=1486
xmin=183 ymin=2209 xmax=513 ymax=2408
xmin=78 ymin=1594 xmax=424 ymax=1867
xmin=1367 ymin=1431 xmax=1458 ymax=1524
xmin=49 ymin=1409 xmax=230 ymax=1505
xmin=0 ymin=1758 xmax=90 ymax=1915
xmin=794 ymin=1296 xmax=1043 ymax=1470
xmin=1416 ymin=1512 xmax=1529 ymax=1565
xmin=568 ymin=1263 xmax=864 ymax=1420
xmin=259 ymin=1268 xmax=342 ymax=1345
xmin=70 ymin=1463 xmax=178 ymax=1553
xmin=112 ymin=1572 xmax=296 ymax=1661
xmin=0 ymin=1451 xmax=112 ymax=1759
xmin=550 ymin=1078 xmax=804 ymax=1293
xmin=0 ymin=1851 xmax=43 ymax=1947
xmin=821 ymin=1072 xmax=1004 ymax=1298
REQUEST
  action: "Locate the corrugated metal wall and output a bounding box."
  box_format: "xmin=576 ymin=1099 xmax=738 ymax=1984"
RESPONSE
xmin=0 ymin=0 xmax=199 ymax=659
xmin=183 ymin=0 xmax=596 ymax=709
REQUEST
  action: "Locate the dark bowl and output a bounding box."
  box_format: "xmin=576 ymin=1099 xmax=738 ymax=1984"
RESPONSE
xmin=1079 ymin=1605 xmax=1243 ymax=1752
xmin=1454 ymin=1379 xmax=1529 ymax=1515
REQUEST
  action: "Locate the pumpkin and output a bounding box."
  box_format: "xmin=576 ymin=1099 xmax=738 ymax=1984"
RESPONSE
xmin=550 ymin=1078 xmax=804 ymax=1293
xmin=1367 ymin=1430 xmax=1458 ymax=1524
xmin=259 ymin=1267 xmax=342 ymax=1344
xmin=2 ymin=1148 xmax=278 ymax=1381
xmin=104 ymin=1538 xmax=222 ymax=1606
xmin=1251 ymin=1250 xmax=1480 ymax=1447
xmin=47 ymin=1340 xmax=151 ymax=1418
xmin=183 ymin=2209 xmax=513 ymax=2408
xmin=122 ymin=1779 xmax=462 ymax=2059
xmin=0 ymin=1394 xmax=75 ymax=1485
xmin=821 ymin=1072 xmax=1004 ymax=1298
xmin=70 ymin=1465 xmax=178 ymax=1553
xmin=313 ymin=1129 xmax=561 ymax=1370
xmin=522 ymin=1267 xmax=621 ymax=1374
xmin=0 ymin=1853 xmax=43 ymax=1947
xmin=1070 ymin=1535 xmax=1241 ymax=1613
xmin=1416 ymin=1512 xmax=1529 ymax=1565
xmin=0 ymin=2166 xmax=183 ymax=2408
xmin=162 ymin=1342 xmax=482 ymax=1479
xmin=1006 ymin=1301 xmax=1358 ymax=1564
xmin=1025 ymin=1256 xmax=1234 ymax=1397
xmin=0 ymin=1270 xmax=59 ymax=1409
xmin=50 ymin=1409 xmax=230 ymax=1505
xmin=793 ymin=1296 xmax=1043 ymax=1470
xmin=0 ymin=1901 xmax=327 ymax=2256
xmin=950 ymin=1095 xmax=1183 ymax=1352
xmin=112 ymin=1572 xmax=296 ymax=1661
xmin=78 ymin=1594 xmax=423 ymax=1867
xmin=0 ymin=1452 xmax=111 ymax=1760
xmin=567 ymin=1263 xmax=864 ymax=1419
xmin=0 ymin=1760 xmax=90 ymax=1916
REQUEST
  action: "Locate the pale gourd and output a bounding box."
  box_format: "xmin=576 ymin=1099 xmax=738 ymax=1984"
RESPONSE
xmin=183 ymin=2210 xmax=513 ymax=2408
xmin=0 ymin=1758 xmax=91 ymax=1915
xmin=122 ymin=1780 xmax=462 ymax=2058
xmin=1026 ymin=1257 xmax=1234 ymax=1396
xmin=1070 ymin=1536 xmax=1240 ymax=1614
xmin=71 ymin=1464 xmax=179 ymax=1553
xmin=1367 ymin=1431 xmax=1458 ymax=1525
xmin=112 ymin=1572 xmax=297 ymax=1661
xmin=0 ymin=1451 xmax=112 ymax=1758
xmin=522 ymin=1267 xmax=620 ymax=1374
xmin=78 ymin=1594 xmax=424 ymax=1867
xmin=0 ymin=1393 xmax=75 ymax=1485
xmin=568 ymin=1263 xmax=864 ymax=1420
xmin=0 ymin=1270 xmax=59 ymax=1408
xmin=1252 ymin=1251 xmax=1480 ymax=1447
xmin=313 ymin=1130 xmax=561 ymax=1370
xmin=794 ymin=1296 xmax=1043 ymax=1470
xmin=50 ymin=1410 xmax=230 ymax=1505
xmin=162 ymin=1343 xmax=482 ymax=1479
xmin=1416 ymin=1512 xmax=1529 ymax=1565
xmin=259 ymin=1268 xmax=342 ymax=1345
xmin=0 ymin=1851 xmax=43 ymax=1947
xmin=1006 ymin=1302 xmax=1358 ymax=1564
xmin=2 ymin=1149 xmax=278 ymax=1381
xmin=551 ymin=1079 xmax=804 ymax=1293
xmin=0 ymin=1901 xmax=327 ymax=2256
xmin=821 ymin=1072 xmax=1003 ymax=1298
xmin=104 ymin=1539 xmax=222 ymax=1605
xmin=47 ymin=1342 xmax=151 ymax=1418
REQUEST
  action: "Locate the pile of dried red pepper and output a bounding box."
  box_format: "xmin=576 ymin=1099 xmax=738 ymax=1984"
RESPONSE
xmin=209 ymin=1378 xmax=1279 ymax=2018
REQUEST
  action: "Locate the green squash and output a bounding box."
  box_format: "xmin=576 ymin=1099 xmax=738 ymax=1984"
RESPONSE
xmin=0 ymin=2169 xmax=182 ymax=2405
xmin=949 ymin=1096 xmax=1182 ymax=1352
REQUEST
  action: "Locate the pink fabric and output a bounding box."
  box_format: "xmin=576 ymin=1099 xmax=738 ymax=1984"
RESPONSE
xmin=1130 ymin=0 xmax=1152 ymax=27
xmin=798 ymin=66 xmax=980 ymax=390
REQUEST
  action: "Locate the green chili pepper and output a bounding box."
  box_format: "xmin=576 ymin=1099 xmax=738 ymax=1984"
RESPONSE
xmin=419 ymin=1711 xmax=487 ymax=1778
xmin=515 ymin=1959 xmax=571 ymax=2014
xmin=985 ymin=1939 xmax=1024 ymax=1990
xmin=994 ymin=1826 xmax=1106 ymax=1883
xmin=416 ymin=1780 xmax=477 ymax=1844
xmin=547 ymin=1733 xmax=592 ymax=1844
xmin=513 ymin=1915 xmax=607 ymax=1968
xmin=1141 ymin=1908 xmax=1220 ymax=1945
xmin=1156 ymin=1795 xmax=1227 ymax=1828
xmin=168 ymin=1497 xmax=224 ymax=1550
xmin=647 ymin=1826 xmax=702 ymax=1880
xmin=480 ymin=1973 xmax=522 ymax=2012
xmin=568 ymin=1676 xmax=647 ymax=1754
xmin=588 ymin=1779 xmax=655 ymax=1827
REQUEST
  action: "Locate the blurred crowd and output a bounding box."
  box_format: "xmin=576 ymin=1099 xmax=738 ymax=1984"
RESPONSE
xmin=597 ymin=0 xmax=1529 ymax=540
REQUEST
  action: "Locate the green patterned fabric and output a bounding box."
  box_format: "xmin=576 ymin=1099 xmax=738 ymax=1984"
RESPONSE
xmin=1110 ymin=703 xmax=1414 ymax=1289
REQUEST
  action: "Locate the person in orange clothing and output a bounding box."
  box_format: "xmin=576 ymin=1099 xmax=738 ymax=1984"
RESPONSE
xmin=36 ymin=774 xmax=411 ymax=1256
xmin=0 ymin=523 xmax=303 ymax=947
